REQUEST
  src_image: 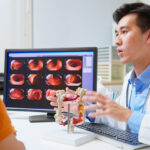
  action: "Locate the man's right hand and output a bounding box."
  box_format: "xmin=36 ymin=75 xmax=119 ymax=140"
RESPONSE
xmin=47 ymin=88 xmax=78 ymax=114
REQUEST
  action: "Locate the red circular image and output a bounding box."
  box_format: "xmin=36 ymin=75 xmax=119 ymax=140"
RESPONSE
xmin=65 ymin=74 xmax=81 ymax=86
xmin=10 ymin=74 xmax=24 ymax=85
xmin=11 ymin=60 xmax=23 ymax=70
xmin=46 ymin=74 xmax=62 ymax=86
xmin=46 ymin=59 xmax=62 ymax=71
xmin=9 ymin=88 xmax=24 ymax=100
xmin=28 ymin=59 xmax=43 ymax=71
xmin=66 ymin=59 xmax=82 ymax=71
xmin=27 ymin=89 xmax=42 ymax=100
xmin=46 ymin=89 xmax=57 ymax=101
xmin=28 ymin=74 xmax=42 ymax=85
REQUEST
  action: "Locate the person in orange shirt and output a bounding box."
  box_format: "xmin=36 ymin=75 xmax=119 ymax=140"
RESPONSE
xmin=0 ymin=98 xmax=25 ymax=150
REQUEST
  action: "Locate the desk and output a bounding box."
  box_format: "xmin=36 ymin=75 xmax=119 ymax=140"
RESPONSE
xmin=8 ymin=111 xmax=150 ymax=150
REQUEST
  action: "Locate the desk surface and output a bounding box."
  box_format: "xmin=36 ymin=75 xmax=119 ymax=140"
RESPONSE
xmin=8 ymin=111 xmax=150 ymax=150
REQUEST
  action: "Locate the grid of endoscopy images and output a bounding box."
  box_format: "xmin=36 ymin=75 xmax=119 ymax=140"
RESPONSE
xmin=7 ymin=56 xmax=82 ymax=109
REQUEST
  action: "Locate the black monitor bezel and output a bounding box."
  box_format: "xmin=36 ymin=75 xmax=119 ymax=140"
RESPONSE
xmin=4 ymin=47 xmax=97 ymax=112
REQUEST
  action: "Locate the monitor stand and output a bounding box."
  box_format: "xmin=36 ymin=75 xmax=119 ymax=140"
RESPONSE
xmin=29 ymin=112 xmax=55 ymax=123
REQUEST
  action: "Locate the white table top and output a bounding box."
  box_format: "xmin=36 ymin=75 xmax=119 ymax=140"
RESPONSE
xmin=8 ymin=111 xmax=150 ymax=150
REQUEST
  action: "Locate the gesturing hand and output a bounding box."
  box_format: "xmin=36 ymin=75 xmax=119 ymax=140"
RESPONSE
xmin=83 ymin=91 xmax=133 ymax=123
xmin=47 ymin=88 xmax=78 ymax=114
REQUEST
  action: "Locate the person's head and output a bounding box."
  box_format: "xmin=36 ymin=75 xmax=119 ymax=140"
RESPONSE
xmin=113 ymin=3 xmax=150 ymax=66
xmin=113 ymin=3 xmax=150 ymax=33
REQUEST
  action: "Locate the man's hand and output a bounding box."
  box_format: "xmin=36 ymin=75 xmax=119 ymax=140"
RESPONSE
xmin=83 ymin=91 xmax=133 ymax=123
xmin=47 ymin=88 xmax=78 ymax=114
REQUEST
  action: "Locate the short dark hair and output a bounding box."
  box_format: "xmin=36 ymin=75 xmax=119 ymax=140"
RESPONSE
xmin=113 ymin=2 xmax=150 ymax=33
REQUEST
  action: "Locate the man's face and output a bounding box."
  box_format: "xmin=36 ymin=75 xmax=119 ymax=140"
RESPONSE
xmin=115 ymin=13 xmax=148 ymax=65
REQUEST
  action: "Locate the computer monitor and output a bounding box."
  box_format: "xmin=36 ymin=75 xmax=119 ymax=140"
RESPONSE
xmin=4 ymin=47 xmax=97 ymax=122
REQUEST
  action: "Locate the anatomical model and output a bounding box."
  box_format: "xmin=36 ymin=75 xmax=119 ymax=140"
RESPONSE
xmin=54 ymin=87 xmax=87 ymax=132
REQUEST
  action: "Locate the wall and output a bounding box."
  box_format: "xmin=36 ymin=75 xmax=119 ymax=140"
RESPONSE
xmin=0 ymin=0 xmax=139 ymax=73
xmin=137 ymin=0 xmax=150 ymax=4
xmin=0 ymin=0 xmax=32 ymax=73
xmin=0 ymin=0 xmax=13 ymax=73
xmin=33 ymin=0 xmax=136 ymax=48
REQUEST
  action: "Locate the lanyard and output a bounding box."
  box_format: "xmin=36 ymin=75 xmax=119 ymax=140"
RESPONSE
xmin=126 ymin=83 xmax=150 ymax=112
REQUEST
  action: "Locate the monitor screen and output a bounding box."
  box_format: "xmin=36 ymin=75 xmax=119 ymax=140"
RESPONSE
xmin=4 ymin=47 xmax=97 ymax=121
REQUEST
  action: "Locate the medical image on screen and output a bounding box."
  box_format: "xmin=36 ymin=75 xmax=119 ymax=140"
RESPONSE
xmin=28 ymin=74 xmax=43 ymax=86
xmin=11 ymin=60 xmax=23 ymax=71
xmin=27 ymin=89 xmax=43 ymax=100
xmin=46 ymin=74 xmax=62 ymax=86
xmin=66 ymin=59 xmax=82 ymax=71
xmin=9 ymin=88 xmax=24 ymax=100
xmin=65 ymin=74 xmax=81 ymax=86
xmin=7 ymin=56 xmax=82 ymax=109
xmin=10 ymin=74 xmax=25 ymax=85
xmin=28 ymin=59 xmax=43 ymax=71
xmin=46 ymin=59 xmax=62 ymax=71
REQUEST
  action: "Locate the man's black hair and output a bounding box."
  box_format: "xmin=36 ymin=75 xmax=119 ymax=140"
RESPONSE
xmin=113 ymin=2 xmax=150 ymax=33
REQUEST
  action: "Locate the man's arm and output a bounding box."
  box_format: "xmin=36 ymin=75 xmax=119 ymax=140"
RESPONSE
xmin=0 ymin=133 xmax=25 ymax=150
xmin=139 ymin=114 xmax=150 ymax=145
xmin=128 ymin=111 xmax=144 ymax=133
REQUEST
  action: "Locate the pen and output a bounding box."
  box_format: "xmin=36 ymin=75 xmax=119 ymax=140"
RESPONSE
xmin=111 ymin=91 xmax=118 ymax=100
xmin=111 ymin=91 xmax=115 ymax=100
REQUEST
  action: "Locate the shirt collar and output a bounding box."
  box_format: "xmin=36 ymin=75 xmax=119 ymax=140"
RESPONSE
xmin=139 ymin=65 xmax=150 ymax=85
xmin=128 ymin=65 xmax=150 ymax=92
xmin=128 ymin=70 xmax=136 ymax=85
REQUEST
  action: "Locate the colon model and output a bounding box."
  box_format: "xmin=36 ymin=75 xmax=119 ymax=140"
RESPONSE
xmin=54 ymin=87 xmax=87 ymax=132
xmin=72 ymin=104 xmax=84 ymax=125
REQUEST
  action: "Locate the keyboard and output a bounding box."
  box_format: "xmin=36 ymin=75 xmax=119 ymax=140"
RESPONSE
xmin=77 ymin=122 xmax=142 ymax=146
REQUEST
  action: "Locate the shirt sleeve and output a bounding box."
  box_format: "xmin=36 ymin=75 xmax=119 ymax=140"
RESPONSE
xmin=0 ymin=99 xmax=14 ymax=141
xmin=85 ymin=102 xmax=95 ymax=122
xmin=86 ymin=110 xmax=95 ymax=122
xmin=128 ymin=111 xmax=144 ymax=134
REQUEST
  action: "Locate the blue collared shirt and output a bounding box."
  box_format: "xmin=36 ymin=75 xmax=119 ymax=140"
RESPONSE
xmin=128 ymin=65 xmax=150 ymax=134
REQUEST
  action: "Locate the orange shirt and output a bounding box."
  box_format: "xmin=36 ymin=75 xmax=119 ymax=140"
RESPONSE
xmin=0 ymin=99 xmax=14 ymax=141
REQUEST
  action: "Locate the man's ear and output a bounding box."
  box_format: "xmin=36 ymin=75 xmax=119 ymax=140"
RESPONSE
xmin=146 ymin=29 xmax=150 ymax=44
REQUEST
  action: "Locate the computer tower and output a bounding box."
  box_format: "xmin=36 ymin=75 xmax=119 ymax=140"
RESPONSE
xmin=0 ymin=73 xmax=4 ymax=95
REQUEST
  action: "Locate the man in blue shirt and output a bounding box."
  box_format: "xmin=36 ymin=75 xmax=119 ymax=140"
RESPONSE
xmin=83 ymin=2 xmax=150 ymax=136
xmin=49 ymin=2 xmax=150 ymax=143
xmin=127 ymin=66 xmax=150 ymax=133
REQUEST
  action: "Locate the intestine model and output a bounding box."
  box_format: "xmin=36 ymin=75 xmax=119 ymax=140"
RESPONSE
xmin=54 ymin=87 xmax=87 ymax=132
